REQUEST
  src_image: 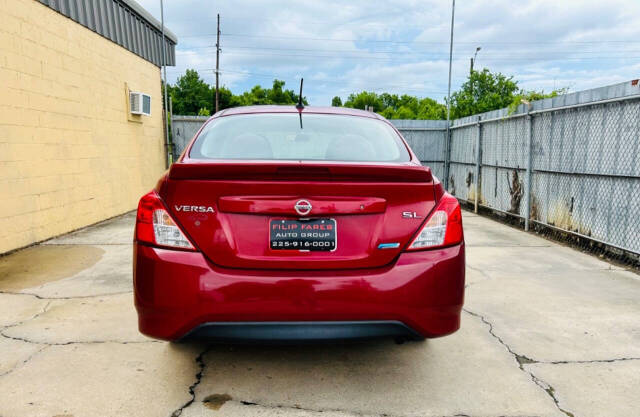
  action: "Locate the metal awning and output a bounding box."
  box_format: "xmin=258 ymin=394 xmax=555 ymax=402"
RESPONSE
xmin=37 ymin=0 xmax=177 ymax=67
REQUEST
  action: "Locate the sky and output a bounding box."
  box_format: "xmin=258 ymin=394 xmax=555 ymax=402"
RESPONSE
xmin=136 ymin=0 xmax=640 ymax=106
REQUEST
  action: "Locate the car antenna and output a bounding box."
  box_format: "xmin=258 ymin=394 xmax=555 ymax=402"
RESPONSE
xmin=296 ymin=78 xmax=304 ymax=129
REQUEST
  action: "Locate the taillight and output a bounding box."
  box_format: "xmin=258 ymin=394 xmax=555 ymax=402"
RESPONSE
xmin=135 ymin=191 xmax=196 ymax=250
xmin=408 ymin=193 xmax=463 ymax=250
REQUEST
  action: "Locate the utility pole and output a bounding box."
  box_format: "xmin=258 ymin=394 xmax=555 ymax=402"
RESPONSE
xmin=470 ymin=46 xmax=480 ymax=114
xmin=215 ymin=13 xmax=220 ymax=113
xmin=446 ymin=0 xmax=455 ymax=124
xmin=160 ymin=0 xmax=170 ymax=168
xmin=444 ymin=0 xmax=455 ymax=191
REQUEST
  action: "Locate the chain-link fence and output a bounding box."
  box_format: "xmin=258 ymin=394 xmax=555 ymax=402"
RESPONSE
xmin=389 ymin=120 xmax=449 ymax=180
xmin=170 ymin=81 xmax=640 ymax=263
xmin=449 ymin=81 xmax=640 ymax=264
xmin=171 ymin=115 xmax=209 ymax=160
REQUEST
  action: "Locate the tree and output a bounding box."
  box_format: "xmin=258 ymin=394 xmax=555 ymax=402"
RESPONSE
xmin=379 ymin=93 xmax=400 ymax=110
xmin=416 ymin=97 xmax=447 ymax=119
xmin=217 ymin=86 xmax=234 ymax=110
xmin=394 ymin=106 xmax=416 ymax=119
xmin=450 ymin=69 xmax=519 ymax=118
xmin=267 ymin=80 xmax=297 ymax=103
xmin=379 ymin=107 xmax=396 ymax=119
xmin=168 ymin=69 xmax=214 ymax=115
xmin=343 ymin=91 xmax=383 ymax=112
xmin=344 ymin=91 xmax=446 ymax=120
xmin=167 ymin=73 xmax=309 ymax=114
xmin=167 ymin=69 xmax=561 ymax=122
xmin=229 ymin=79 xmax=307 ymax=107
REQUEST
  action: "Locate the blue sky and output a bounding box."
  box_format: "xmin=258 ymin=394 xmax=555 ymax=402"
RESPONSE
xmin=136 ymin=0 xmax=640 ymax=106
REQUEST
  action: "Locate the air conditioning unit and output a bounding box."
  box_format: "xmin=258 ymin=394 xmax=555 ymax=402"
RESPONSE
xmin=130 ymin=92 xmax=151 ymax=116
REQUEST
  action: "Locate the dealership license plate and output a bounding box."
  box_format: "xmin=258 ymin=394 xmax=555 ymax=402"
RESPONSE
xmin=269 ymin=219 xmax=337 ymax=251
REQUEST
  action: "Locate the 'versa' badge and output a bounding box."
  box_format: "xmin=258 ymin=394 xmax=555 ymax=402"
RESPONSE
xmin=174 ymin=205 xmax=215 ymax=213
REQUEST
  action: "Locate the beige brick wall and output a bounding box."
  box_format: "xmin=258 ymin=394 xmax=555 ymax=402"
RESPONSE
xmin=0 ymin=0 xmax=167 ymax=253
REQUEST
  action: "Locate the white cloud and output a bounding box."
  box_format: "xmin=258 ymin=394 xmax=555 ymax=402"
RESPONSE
xmin=136 ymin=0 xmax=640 ymax=105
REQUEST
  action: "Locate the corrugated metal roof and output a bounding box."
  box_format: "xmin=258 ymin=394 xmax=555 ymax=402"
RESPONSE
xmin=37 ymin=0 xmax=177 ymax=67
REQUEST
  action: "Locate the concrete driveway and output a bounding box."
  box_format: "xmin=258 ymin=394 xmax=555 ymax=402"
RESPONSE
xmin=0 ymin=211 xmax=638 ymax=417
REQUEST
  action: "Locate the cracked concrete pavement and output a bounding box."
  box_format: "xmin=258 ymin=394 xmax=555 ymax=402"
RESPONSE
xmin=0 ymin=211 xmax=638 ymax=417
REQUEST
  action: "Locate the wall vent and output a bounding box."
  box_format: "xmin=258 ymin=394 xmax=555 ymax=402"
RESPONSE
xmin=130 ymin=92 xmax=151 ymax=116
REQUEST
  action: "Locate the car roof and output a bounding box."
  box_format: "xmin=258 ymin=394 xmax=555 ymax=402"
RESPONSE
xmin=215 ymin=105 xmax=385 ymax=120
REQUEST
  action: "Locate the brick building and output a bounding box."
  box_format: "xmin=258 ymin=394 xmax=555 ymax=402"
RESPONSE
xmin=0 ymin=0 xmax=177 ymax=253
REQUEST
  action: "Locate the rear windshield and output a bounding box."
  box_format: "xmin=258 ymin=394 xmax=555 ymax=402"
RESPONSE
xmin=189 ymin=113 xmax=411 ymax=162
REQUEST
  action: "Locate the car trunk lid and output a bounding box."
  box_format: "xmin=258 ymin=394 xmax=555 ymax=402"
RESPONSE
xmin=162 ymin=161 xmax=437 ymax=270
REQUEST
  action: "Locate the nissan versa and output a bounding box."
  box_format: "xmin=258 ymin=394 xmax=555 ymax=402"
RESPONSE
xmin=133 ymin=104 xmax=465 ymax=342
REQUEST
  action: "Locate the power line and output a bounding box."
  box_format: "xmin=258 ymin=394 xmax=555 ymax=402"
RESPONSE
xmin=174 ymin=43 xmax=640 ymax=61
xmin=179 ymin=44 xmax=447 ymax=53
xmin=173 ymin=12 xmax=413 ymax=31
xmin=176 ymin=47 xmax=640 ymax=62
xmin=164 ymin=68 xmax=449 ymax=95
xmin=176 ymin=44 xmax=640 ymax=55
xmin=178 ymin=44 xmax=640 ymax=56
xmin=213 ymin=50 xmax=640 ymax=62
xmin=177 ymin=31 xmax=640 ymax=45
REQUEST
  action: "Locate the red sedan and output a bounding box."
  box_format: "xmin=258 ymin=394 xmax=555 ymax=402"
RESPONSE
xmin=134 ymin=105 xmax=465 ymax=342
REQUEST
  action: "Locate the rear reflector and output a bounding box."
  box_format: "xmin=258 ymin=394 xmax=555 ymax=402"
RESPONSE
xmin=135 ymin=191 xmax=195 ymax=250
xmin=408 ymin=193 xmax=463 ymax=250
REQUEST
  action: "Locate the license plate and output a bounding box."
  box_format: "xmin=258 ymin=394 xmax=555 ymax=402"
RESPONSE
xmin=269 ymin=218 xmax=337 ymax=251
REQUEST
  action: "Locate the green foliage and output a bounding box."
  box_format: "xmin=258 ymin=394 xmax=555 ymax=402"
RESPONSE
xmin=229 ymin=79 xmax=307 ymax=107
xmin=449 ymin=69 xmax=520 ymax=119
xmin=217 ymin=87 xmax=234 ymax=110
xmin=508 ymin=88 xmax=568 ymax=114
xmin=166 ymin=68 xmax=568 ymax=121
xmin=166 ymin=69 xmax=214 ymax=115
xmin=166 ymin=70 xmax=307 ymax=115
xmin=344 ymin=92 xmax=446 ymax=120
xmin=343 ymin=91 xmax=384 ymax=112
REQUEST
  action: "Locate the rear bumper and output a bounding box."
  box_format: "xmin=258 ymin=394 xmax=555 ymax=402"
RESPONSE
xmin=134 ymin=243 xmax=465 ymax=341
xmin=181 ymin=321 xmax=423 ymax=343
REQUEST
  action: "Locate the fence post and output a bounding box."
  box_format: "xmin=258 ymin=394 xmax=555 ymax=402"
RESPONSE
xmin=444 ymin=123 xmax=452 ymax=190
xmin=523 ymin=109 xmax=533 ymax=231
xmin=474 ymin=116 xmax=482 ymax=213
xmin=168 ymin=96 xmax=174 ymax=164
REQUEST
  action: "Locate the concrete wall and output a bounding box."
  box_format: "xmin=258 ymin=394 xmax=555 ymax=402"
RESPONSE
xmin=0 ymin=0 xmax=167 ymax=254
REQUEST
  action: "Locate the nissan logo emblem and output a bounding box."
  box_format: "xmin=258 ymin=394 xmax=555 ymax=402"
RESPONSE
xmin=294 ymin=199 xmax=312 ymax=216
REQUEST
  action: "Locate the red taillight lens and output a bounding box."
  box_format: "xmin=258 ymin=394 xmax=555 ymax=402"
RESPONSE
xmin=407 ymin=193 xmax=463 ymax=250
xmin=135 ymin=191 xmax=196 ymax=250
